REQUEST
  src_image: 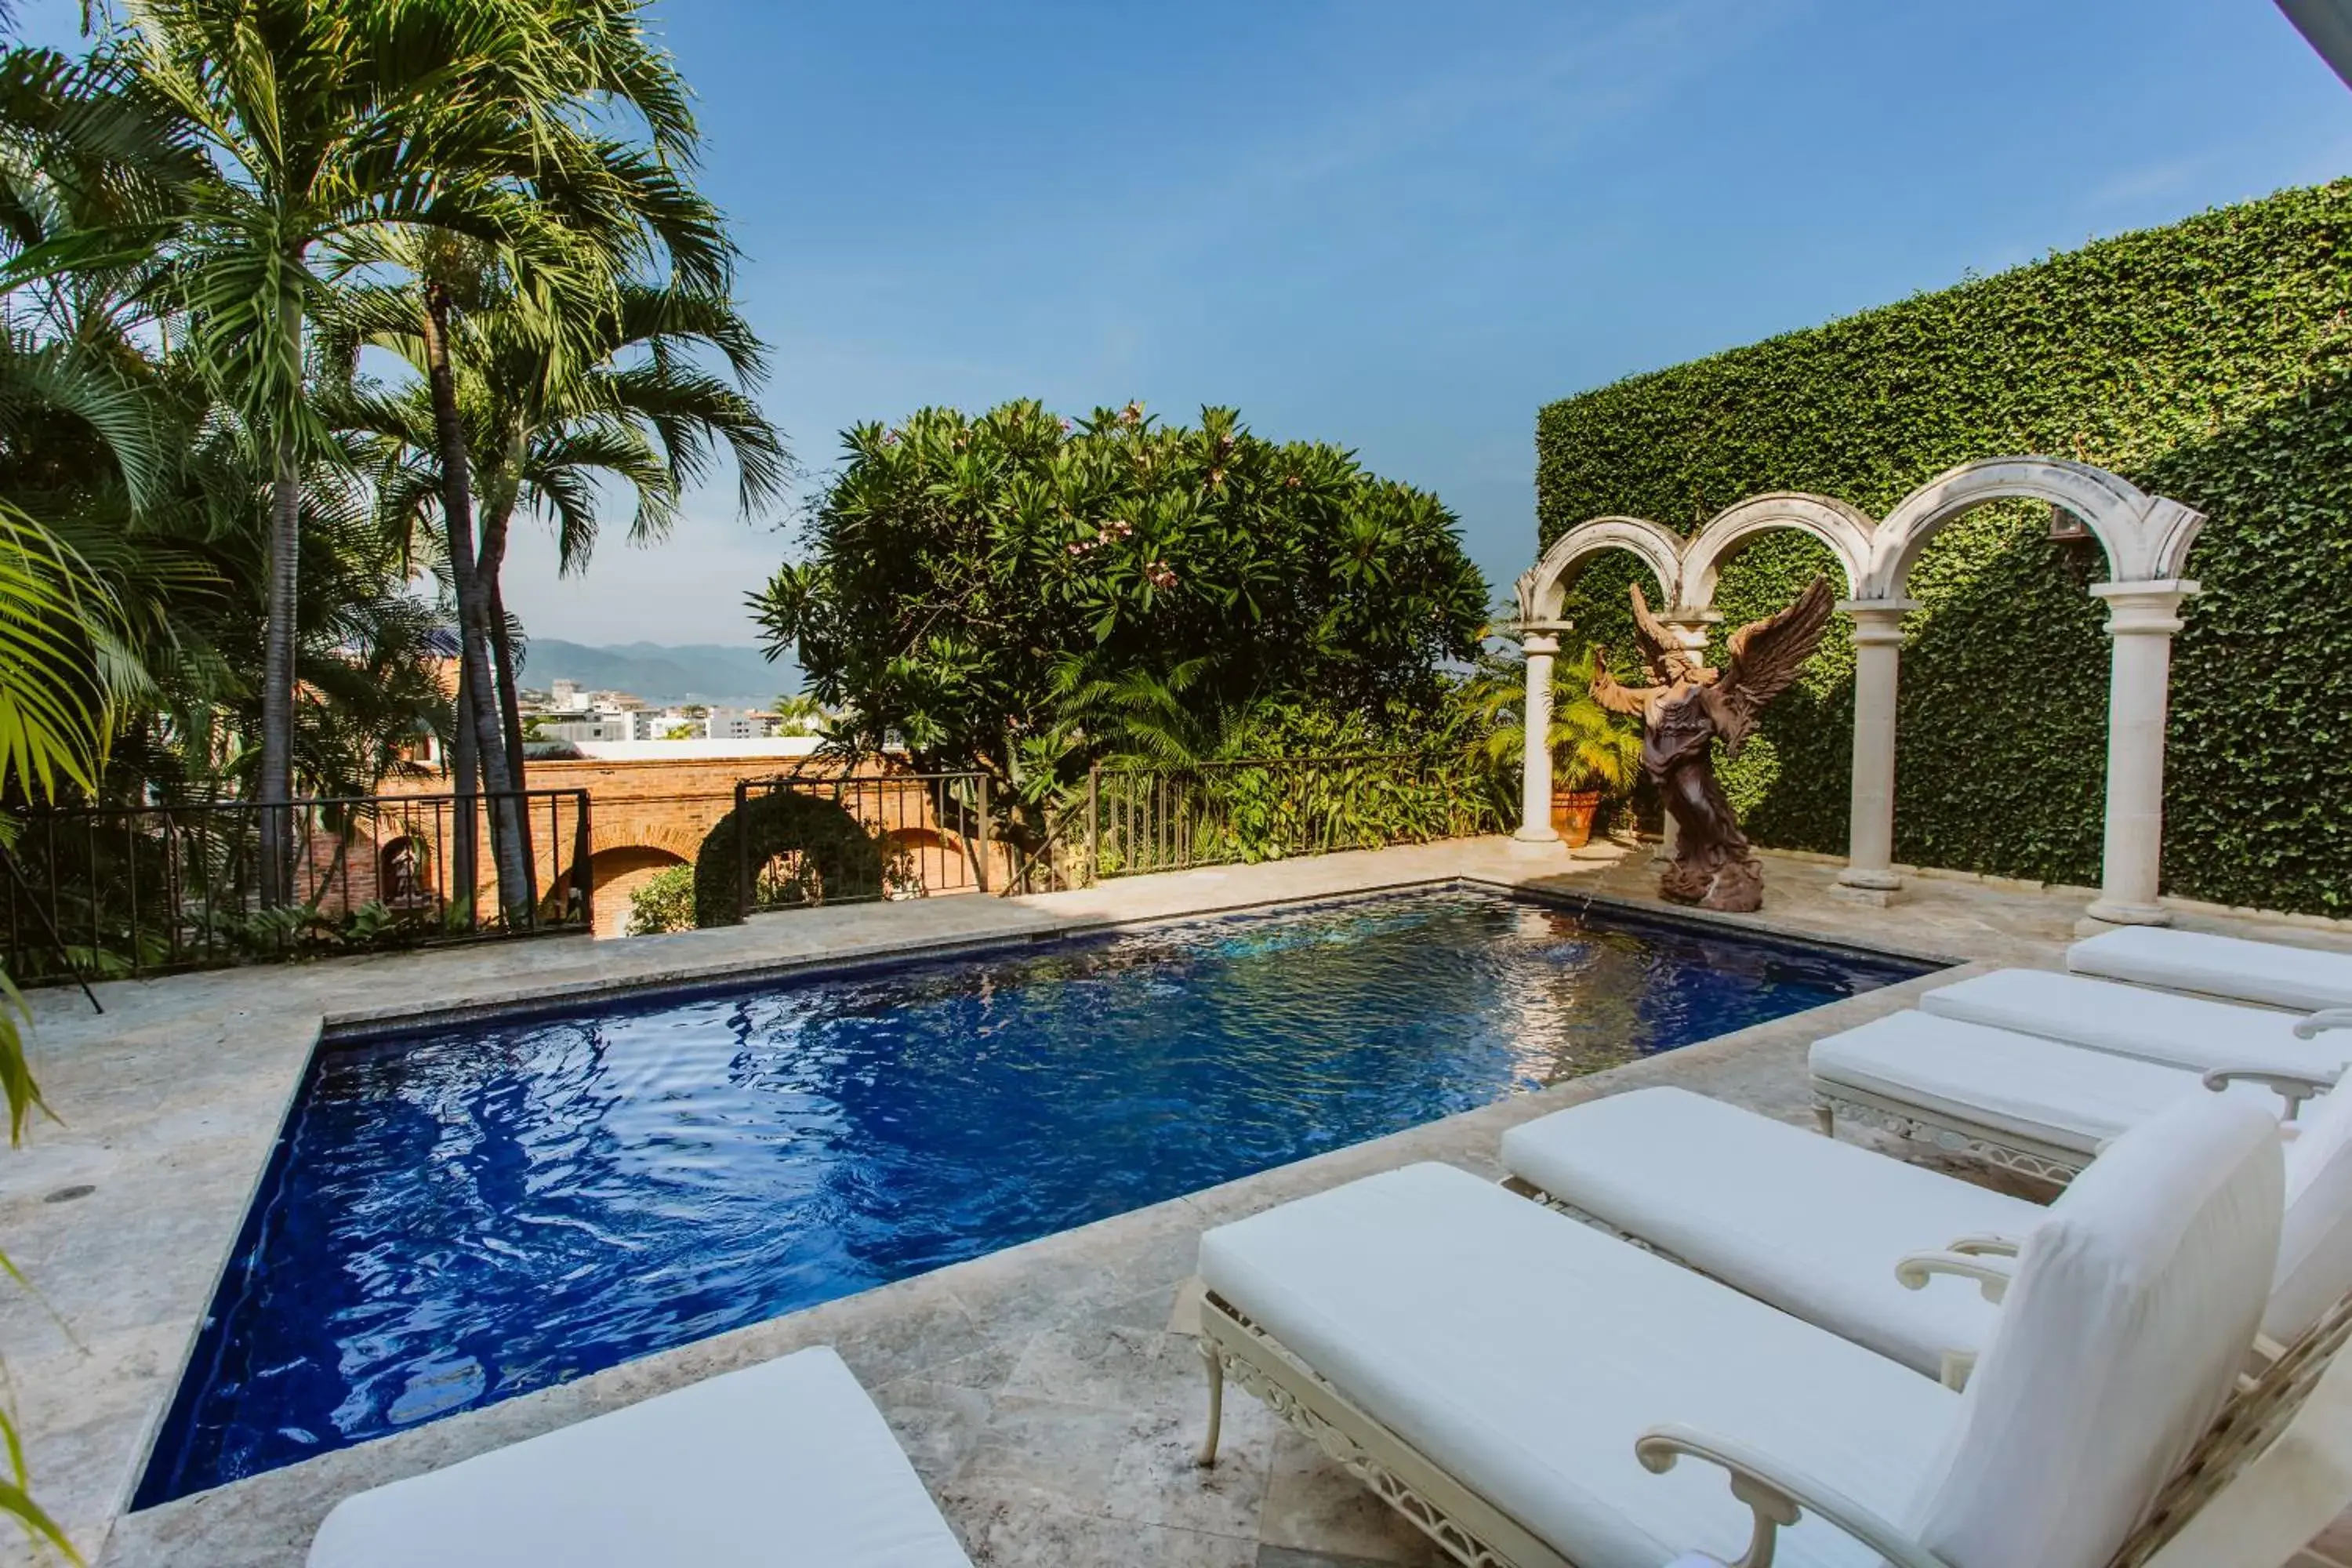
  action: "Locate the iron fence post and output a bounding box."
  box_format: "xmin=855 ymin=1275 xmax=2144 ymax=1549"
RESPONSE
xmin=975 ymin=774 xmax=991 ymax=894
xmin=574 ymin=791 xmax=594 ymax=934
xmin=735 ymin=778 xmax=753 ymax=922
xmin=1087 ymin=763 xmax=1100 ymax=887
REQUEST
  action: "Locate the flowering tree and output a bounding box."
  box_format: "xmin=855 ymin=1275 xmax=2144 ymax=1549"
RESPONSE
xmin=751 ymin=401 xmax=1488 ymax=799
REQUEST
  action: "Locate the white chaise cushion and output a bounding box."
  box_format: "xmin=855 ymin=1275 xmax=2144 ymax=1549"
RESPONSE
xmin=306 ymin=1346 xmax=972 ymax=1568
xmin=1921 ymin=967 xmax=2352 ymax=1076
xmin=1499 ymin=1087 xmax=2035 ymax=1377
xmin=2070 ymin=927 xmax=2352 ymax=1012
xmin=1907 ymin=1096 xmax=2282 ymax=1568
xmin=1810 ymin=1011 xmax=2268 ymax=1155
xmin=1200 ymin=1162 xmax=1960 ymax=1568
xmin=2274 ymin=1082 xmax=2352 ymax=1344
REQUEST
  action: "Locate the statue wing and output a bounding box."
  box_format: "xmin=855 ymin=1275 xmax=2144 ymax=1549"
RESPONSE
xmin=1588 ymin=647 xmax=1653 ymax=717
xmin=1628 ymin=582 xmax=1677 ymax=683
xmin=1708 ymin=575 xmax=1835 ymax=757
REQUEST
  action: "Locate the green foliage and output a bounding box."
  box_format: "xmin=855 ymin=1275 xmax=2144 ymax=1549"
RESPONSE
xmin=754 ymin=401 xmax=1490 ymax=798
xmin=1458 ymin=644 xmax=1641 ymax=797
xmin=1537 ymin=179 xmax=2352 ymax=915
xmin=1078 ymin=688 xmax=1514 ymax=876
xmin=625 ymin=863 xmax=695 ymax=935
xmin=1092 ymin=750 xmax=1508 ymax=877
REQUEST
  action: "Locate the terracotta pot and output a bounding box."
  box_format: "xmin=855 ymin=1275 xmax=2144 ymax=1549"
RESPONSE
xmin=1549 ymin=789 xmax=1602 ymax=849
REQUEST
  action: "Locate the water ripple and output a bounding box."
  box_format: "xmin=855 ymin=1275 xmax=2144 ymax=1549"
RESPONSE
xmin=140 ymin=889 xmax=1926 ymax=1503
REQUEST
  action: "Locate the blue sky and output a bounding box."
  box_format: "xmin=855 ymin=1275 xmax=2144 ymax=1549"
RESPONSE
xmin=24 ymin=1 xmax=2352 ymax=645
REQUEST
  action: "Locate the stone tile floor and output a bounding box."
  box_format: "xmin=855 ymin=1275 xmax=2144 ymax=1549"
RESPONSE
xmin=5 ymin=836 xmax=2350 ymax=1565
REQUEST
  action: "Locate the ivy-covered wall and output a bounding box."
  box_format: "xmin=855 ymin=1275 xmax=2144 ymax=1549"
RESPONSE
xmin=1537 ymin=180 xmax=2352 ymax=917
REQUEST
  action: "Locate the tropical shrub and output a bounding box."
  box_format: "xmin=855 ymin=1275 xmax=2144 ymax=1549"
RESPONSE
xmin=626 ymin=864 xmax=695 ymax=935
xmin=1459 ymin=645 xmax=1640 ymax=797
xmin=1537 ymin=179 xmax=2352 ymax=915
xmin=752 ymin=401 xmax=1489 ymax=802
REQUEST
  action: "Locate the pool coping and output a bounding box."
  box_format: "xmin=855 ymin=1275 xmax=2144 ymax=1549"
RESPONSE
xmin=320 ymin=874 xmax=1961 ymax=1044
xmin=143 ymin=873 xmax=1946 ymax=1509
xmin=125 ymin=863 xmax=1958 ymax=1523
xmin=17 ymin=844 xmax=1570 ymax=1563
xmin=0 ymin=835 xmax=2187 ymax=1565
xmin=100 ymin=959 xmax=1993 ymax=1567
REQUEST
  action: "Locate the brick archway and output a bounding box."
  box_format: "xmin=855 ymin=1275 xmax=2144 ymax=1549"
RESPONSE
xmin=586 ymin=821 xmax=706 ymax=863
xmin=383 ymin=753 xmax=977 ymax=931
xmin=578 ymin=844 xmax=690 ymax=938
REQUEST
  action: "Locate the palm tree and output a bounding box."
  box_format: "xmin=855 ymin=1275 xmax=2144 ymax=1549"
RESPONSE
xmin=0 ymin=506 xmax=126 ymax=1564
xmin=52 ymin=0 xmax=687 ymax=911
xmin=320 ymin=0 xmax=730 ymax=919
xmin=1463 ymin=644 xmax=1642 ymax=798
xmin=475 ymin=280 xmax=783 ymax=782
xmin=339 ymin=273 xmax=785 ymax=792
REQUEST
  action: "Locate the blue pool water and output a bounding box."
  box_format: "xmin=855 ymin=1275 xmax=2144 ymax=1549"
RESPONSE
xmin=139 ymin=888 xmax=1930 ymax=1503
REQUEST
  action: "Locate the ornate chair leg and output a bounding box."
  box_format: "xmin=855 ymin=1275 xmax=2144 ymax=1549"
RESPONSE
xmin=1195 ymin=1340 xmax=1225 ymax=1468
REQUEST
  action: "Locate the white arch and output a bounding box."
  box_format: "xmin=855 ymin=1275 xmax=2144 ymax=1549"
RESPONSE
xmin=1515 ymin=515 xmax=1683 ymax=624
xmin=1864 ymin=457 xmax=2205 ymax=599
xmin=1517 ymin=456 xmax=2209 ymax=930
xmin=1680 ymin=492 xmax=1877 ymax=608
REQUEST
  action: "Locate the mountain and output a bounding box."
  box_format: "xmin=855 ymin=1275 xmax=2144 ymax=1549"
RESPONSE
xmin=520 ymin=640 xmax=799 ymax=707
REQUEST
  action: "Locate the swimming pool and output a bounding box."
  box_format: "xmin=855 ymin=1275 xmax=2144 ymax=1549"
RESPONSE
xmin=139 ymin=887 xmax=1931 ymax=1502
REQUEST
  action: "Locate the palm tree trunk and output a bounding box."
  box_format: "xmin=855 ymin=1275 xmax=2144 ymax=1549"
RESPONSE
xmin=256 ymin=435 xmax=301 ymax=907
xmin=478 ymin=498 xmax=528 ymax=788
xmin=451 ymin=654 xmax=479 ymax=924
xmin=419 ymin=285 xmax=528 ymax=925
xmin=479 ymin=510 xmax=534 ymax=904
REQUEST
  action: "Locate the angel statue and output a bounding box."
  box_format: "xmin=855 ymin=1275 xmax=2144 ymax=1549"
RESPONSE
xmin=1591 ymin=575 xmax=1835 ymax=913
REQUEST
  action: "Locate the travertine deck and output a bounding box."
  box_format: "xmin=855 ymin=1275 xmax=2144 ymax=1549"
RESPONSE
xmin=3 ymin=837 xmax=2345 ymax=1566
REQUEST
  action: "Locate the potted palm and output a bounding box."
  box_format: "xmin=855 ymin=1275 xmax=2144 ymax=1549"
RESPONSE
xmin=1463 ymin=646 xmax=1640 ymax=848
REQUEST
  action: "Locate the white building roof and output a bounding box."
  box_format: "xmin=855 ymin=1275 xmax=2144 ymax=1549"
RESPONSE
xmin=566 ymin=737 xmax=827 ymax=762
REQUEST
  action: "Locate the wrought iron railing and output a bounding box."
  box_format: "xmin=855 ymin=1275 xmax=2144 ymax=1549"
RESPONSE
xmin=724 ymin=752 xmax=1505 ymax=915
xmin=2 ymin=755 xmax=1507 ymax=972
xmin=1 ymin=789 xmax=593 ymax=983
xmin=1088 ymin=752 xmax=1507 ymax=878
xmin=730 ymin=770 xmax=1088 ymax=916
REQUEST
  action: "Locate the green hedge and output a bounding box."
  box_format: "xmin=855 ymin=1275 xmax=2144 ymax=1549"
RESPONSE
xmin=1537 ymin=179 xmax=2352 ymax=916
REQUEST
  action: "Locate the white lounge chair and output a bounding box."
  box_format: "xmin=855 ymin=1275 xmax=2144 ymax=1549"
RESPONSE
xmin=1809 ymin=1010 xmax=2334 ymax=1181
xmin=307 ymin=1346 xmax=972 ymax=1568
xmin=2072 ymin=925 xmax=2352 ymax=1012
xmin=1920 ymin=967 xmax=2352 ymax=1078
xmin=1196 ymin=1097 xmax=2318 ymax=1568
xmin=1501 ymin=1083 xmax=2352 ymax=1384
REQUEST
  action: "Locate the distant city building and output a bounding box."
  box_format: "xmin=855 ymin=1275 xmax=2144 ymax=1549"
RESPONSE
xmin=707 ymin=707 xmax=773 ymax=741
xmin=518 ymin=683 xmax=652 ymax=747
xmin=532 ymin=710 xmax=635 ymax=744
xmin=619 ymin=705 xmax=778 ymax=741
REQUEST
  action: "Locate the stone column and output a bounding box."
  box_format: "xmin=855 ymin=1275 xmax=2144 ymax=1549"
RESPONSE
xmin=1831 ymin=598 xmax=1917 ymax=906
xmin=1514 ymin=632 xmax=1561 ymax=842
xmin=2083 ymin=581 xmax=2198 ymax=928
xmin=1650 ymin=616 xmax=1716 ymax=862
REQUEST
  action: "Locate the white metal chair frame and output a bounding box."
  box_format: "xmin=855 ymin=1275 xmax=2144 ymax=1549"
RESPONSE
xmin=1194 ymin=1255 xmax=2352 ymax=1568
xmin=1811 ymin=1066 xmax=2341 ymax=1189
